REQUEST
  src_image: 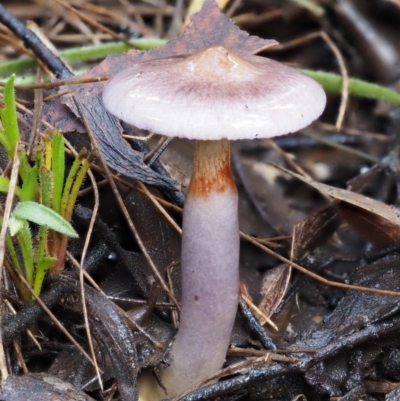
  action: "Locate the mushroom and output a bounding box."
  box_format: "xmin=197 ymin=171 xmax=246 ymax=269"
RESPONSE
xmin=102 ymin=45 xmax=326 ymax=398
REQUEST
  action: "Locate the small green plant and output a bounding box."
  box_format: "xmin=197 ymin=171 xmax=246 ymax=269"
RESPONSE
xmin=0 ymin=74 xmax=92 ymax=299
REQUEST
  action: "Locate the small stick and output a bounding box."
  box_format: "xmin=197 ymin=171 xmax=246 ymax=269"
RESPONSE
xmin=52 ymin=0 xmax=132 ymax=46
xmin=77 ymin=150 xmax=103 ymax=389
xmin=241 ymin=294 xmax=278 ymax=331
xmin=144 ymin=137 xmax=173 ymax=167
xmin=0 ymin=147 xmax=20 ymax=382
xmin=0 ymin=4 xmax=72 ymax=79
xmin=27 ymin=68 xmax=44 ymax=158
xmin=11 ymin=268 xmax=100 ymax=370
xmin=137 ymin=182 xmax=182 ymax=235
xmin=242 ymin=232 xmax=400 ymax=297
xmin=0 ymin=76 xmax=108 ymax=91
xmin=271 ymin=30 xmax=349 ymax=130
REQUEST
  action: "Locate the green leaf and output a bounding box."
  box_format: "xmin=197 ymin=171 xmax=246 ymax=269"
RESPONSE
xmin=33 ymin=256 xmax=55 ymax=295
xmin=8 ymin=216 xmax=24 ymax=236
xmin=51 ymin=133 xmax=65 ymax=214
xmin=16 ymin=220 xmax=34 ymax=285
xmin=0 ymin=215 xmax=23 ymax=275
xmin=37 ymin=224 xmax=48 ymax=274
xmin=12 ymin=201 xmax=79 ymax=238
xmin=39 ymin=165 xmax=53 ymax=208
xmin=0 ymin=127 xmax=11 ymax=156
xmin=0 ymin=75 xmax=30 ymax=180
xmin=5 ymin=231 xmax=23 ymax=274
xmin=61 ymin=153 xmax=83 ymax=217
xmin=0 ymin=75 xmax=19 ymax=156
xmin=18 ymin=148 xmax=31 ymax=181
xmin=20 ymin=166 xmax=37 ymax=202
xmin=0 ymin=176 xmax=21 ymax=197
xmin=64 ymin=157 xmax=91 ymax=222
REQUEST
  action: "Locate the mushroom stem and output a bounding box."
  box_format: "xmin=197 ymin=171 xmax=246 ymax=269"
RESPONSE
xmin=161 ymin=139 xmax=240 ymax=397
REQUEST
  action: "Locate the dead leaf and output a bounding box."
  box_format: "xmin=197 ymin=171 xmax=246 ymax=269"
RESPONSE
xmin=258 ymin=264 xmax=291 ymax=321
xmin=291 ymin=203 xmax=341 ymax=261
xmin=338 ymin=202 xmax=400 ymax=247
xmin=271 ymin=162 xmax=400 ymax=245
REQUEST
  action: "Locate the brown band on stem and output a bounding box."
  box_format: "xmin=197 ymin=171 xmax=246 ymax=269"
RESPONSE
xmin=188 ymin=139 xmax=236 ymax=197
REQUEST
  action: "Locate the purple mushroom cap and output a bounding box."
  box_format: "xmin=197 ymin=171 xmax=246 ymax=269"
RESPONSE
xmin=102 ymin=46 xmax=326 ymax=141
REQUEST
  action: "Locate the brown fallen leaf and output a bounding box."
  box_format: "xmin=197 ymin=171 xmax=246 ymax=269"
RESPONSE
xmin=258 ymin=263 xmax=291 ymax=323
xmin=257 ymin=204 xmax=341 ymax=321
xmin=271 ymin=162 xmax=400 ymax=246
xmin=338 ymin=202 xmax=400 ymax=247
xmin=45 ymin=0 xmax=277 ymax=189
xmin=291 ymin=203 xmax=341 ymax=261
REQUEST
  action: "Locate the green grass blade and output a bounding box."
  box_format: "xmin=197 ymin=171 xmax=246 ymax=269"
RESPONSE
xmin=33 ymin=256 xmax=55 ymax=295
xmin=0 ymin=127 xmax=12 ymax=156
xmin=51 ymin=133 xmax=65 ymax=214
xmin=16 ymin=220 xmax=34 ymax=286
xmin=20 ymin=166 xmax=37 ymax=202
xmin=17 ymin=149 xmax=31 ymax=181
xmin=0 ymin=176 xmax=21 ymax=197
xmin=0 ymin=75 xmax=19 ymax=156
xmin=39 ymin=166 xmax=53 ymax=208
xmin=37 ymin=224 xmax=47 ymax=264
xmin=13 ymin=201 xmax=78 ymax=238
xmin=60 ymin=151 xmax=84 ymax=217
xmin=0 ymin=215 xmax=23 ymax=274
xmin=301 ymin=69 xmax=400 ymax=105
xmin=0 ymin=75 xmax=31 ymax=180
xmin=6 ymin=232 xmax=23 ymax=274
xmin=63 ymin=156 xmax=91 ymax=223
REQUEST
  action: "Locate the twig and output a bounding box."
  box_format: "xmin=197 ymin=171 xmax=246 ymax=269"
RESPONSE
xmin=12 ymin=338 xmax=28 ymax=374
xmin=144 ymin=137 xmax=173 ymax=167
xmin=0 ymin=146 xmax=20 ymax=382
xmin=68 ymin=251 xmax=163 ymax=348
xmin=0 ymin=76 xmax=108 ymax=91
xmin=172 ymin=351 xmax=297 ymax=401
xmin=272 ymin=31 xmax=349 ymax=130
xmin=0 ymin=38 xmax=167 ymax=76
xmin=137 ymin=182 xmax=182 ymax=235
xmin=319 ymin=31 xmax=348 ymax=130
xmin=78 ymin=159 xmax=103 ymax=389
xmin=67 ymin=251 xmax=106 ymax=295
xmin=227 ymin=346 xmax=316 ymax=356
xmin=10 ymin=267 xmax=100 ymax=370
xmin=241 ymin=294 xmax=278 ymax=331
xmin=27 ymin=68 xmax=44 ymax=158
xmin=301 ymin=130 xmax=379 ymax=163
xmin=0 ymin=4 xmax=72 ymax=79
xmin=51 ymin=0 xmax=132 ymax=46
xmin=167 ymin=261 xmax=180 ymax=329
xmin=267 ymin=138 xmax=312 ymax=179
xmin=241 ymin=232 xmax=400 ymax=297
